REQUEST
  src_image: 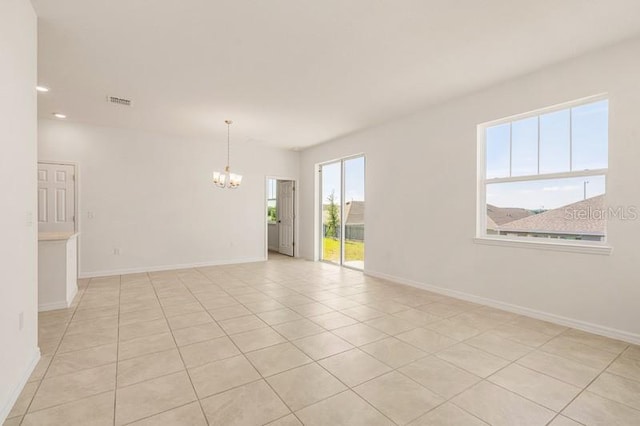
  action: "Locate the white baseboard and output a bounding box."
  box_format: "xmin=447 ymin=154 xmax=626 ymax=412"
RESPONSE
xmin=365 ymin=269 xmax=640 ymax=346
xmin=1 ymin=347 xmax=40 ymax=424
xmin=38 ymin=300 xmax=70 ymax=312
xmin=66 ymin=284 xmax=78 ymax=307
xmin=39 ymin=286 xmax=78 ymax=312
xmin=79 ymin=257 xmax=267 ymax=279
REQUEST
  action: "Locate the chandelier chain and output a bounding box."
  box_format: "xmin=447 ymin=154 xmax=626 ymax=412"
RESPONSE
xmin=227 ymin=121 xmax=231 ymax=168
xmin=213 ymin=119 xmax=242 ymax=189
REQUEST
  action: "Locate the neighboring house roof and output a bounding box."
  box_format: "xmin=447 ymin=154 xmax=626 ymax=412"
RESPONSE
xmin=487 ymin=204 xmax=533 ymax=225
xmin=486 ymin=215 xmax=499 ymax=231
xmin=322 ymin=200 xmax=365 ymax=225
xmin=498 ymin=195 xmax=605 ymax=235
xmin=345 ymin=201 xmax=364 ymax=225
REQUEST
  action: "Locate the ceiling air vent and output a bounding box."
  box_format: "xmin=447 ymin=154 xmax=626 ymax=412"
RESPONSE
xmin=106 ymin=95 xmax=132 ymax=107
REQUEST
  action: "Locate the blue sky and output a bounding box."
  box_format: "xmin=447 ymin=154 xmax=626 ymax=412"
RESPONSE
xmin=486 ymin=100 xmax=607 ymax=210
xmin=321 ymin=156 xmax=365 ymax=204
xmin=316 ymin=101 xmax=607 ymax=211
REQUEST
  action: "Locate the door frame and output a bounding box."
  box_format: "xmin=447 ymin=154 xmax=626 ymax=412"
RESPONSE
xmin=264 ymin=175 xmax=298 ymax=259
xmin=316 ymin=153 xmax=365 ymax=270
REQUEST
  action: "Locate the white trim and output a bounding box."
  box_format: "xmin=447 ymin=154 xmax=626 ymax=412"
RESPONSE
xmin=477 ymin=96 xmax=610 ymax=245
xmin=480 ymin=93 xmax=608 ymax=127
xmin=79 ymin=257 xmax=266 ymax=279
xmin=340 ymin=159 xmax=346 ymax=265
xmin=473 ymin=236 xmax=613 ymax=255
xmin=317 ymin=152 xmax=367 ymax=167
xmin=317 ymin=154 xmax=366 ymax=270
xmin=1 ymin=347 xmax=40 ymax=424
xmin=39 ymin=300 xmax=71 ymax=312
xmin=66 ymin=283 xmax=78 ymax=307
xmin=365 ymin=269 xmax=639 ymax=345
xmin=486 ymin=168 xmax=607 ymax=184
xmin=264 ymin=175 xmax=298 ymax=259
xmin=38 ymin=269 xmax=79 ymax=312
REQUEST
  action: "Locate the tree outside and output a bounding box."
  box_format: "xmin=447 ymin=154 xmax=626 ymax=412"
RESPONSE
xmin=325 ymin=190 xmax=339 ymax=239
xmin=267 ymin=206 xmax=277 ymax=222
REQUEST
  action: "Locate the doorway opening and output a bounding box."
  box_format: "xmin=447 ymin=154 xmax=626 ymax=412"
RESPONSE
xmin=319 ymin=155 xmax=365 ymax=270
xmin=266 ymin=177 xmax=296 ymax=258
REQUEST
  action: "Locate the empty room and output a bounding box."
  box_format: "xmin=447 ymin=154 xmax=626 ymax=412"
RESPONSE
xmin=3 ymin=0 xmax=640 ymax=425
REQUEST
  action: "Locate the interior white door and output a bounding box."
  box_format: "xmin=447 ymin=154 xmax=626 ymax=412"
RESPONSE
xmin=277 ymin=180 xmax=295 ymax=256
xmin=38 ymin=163 xmax=76 ymax=233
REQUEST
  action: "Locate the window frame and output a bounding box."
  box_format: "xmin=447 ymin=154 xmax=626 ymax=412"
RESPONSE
xmin=476 ymin=94 xmax=612 ymax=255
xmin=267 ymin=179 xmax=277 ymax=225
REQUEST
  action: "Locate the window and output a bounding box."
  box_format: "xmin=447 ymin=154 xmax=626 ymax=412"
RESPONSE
xmin=267 ymin=178 xmax=277 ymax=223
xmin=479 ymin=97 xmax=609 ymax=246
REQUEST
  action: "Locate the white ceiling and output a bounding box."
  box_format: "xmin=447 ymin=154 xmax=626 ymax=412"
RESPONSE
xmin=33 ymin=0 xmax=640 ymax=149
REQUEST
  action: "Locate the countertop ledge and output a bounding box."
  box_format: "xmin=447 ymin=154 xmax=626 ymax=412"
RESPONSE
xmin=39 ymin=232 xmax=79 ymax=241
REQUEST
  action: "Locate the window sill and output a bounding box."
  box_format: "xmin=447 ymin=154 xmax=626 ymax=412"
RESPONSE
xmin=473 ymin=236 xmax=613 ymax=255
xmin=267 ymin=221 xmax=277 ymax=225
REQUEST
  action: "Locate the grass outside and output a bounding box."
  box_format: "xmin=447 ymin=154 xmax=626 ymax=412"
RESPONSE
xmin=322 ymin=237 xmax=364 ymax=263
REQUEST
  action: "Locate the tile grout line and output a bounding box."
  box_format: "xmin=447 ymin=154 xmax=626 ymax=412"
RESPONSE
xmin=411 ymin=324 xmax=582 ymax=423
xmin=214 ymin=267 xmax=407 ymax=418
xmin=17 ymin=278 xmax=89 ymax=424
xmin=167 ymin=264 xmax=640 ymax=423
xmin=360 ymin=307 xmax=555 ymax=424
xmin=310 ymin=358 xmax=400 ymax=425
xmin=140 ymin=268 xmax=638 ymax=425
xmin=197 ymin=269 xmax=463 ymax=424
xmin=112 ymin=274 xmax=122 ymax=426
xmin=199 ymin=265 xmax=553 ymax=425
xmin=308 ymin=297 xmax=605 ymax=424
xmin=439 ymin=328 xmax=631 ymax=425
xmin=546 ymin=347 xmax=637 ymax=425
xmin=23 ymin=259 xmax=640 ymax=426
xmin=16 ymin=390 xmax=115 ymax=422
xmin=189 ymin=267 xmax=308 ymax=425
xmin=113 ymin=275 xmax=122 ymax=426
xmin=118 ymin=400 xmax=204 ymax=426
xmin=146 ymin=271 xmax=211 ymax=426
xmin=290 ymin=272 xmax=505 ymax=424
xmin=21 ymin=266 xmax=370 ymax=422
xmin=16 ymin=283 xmax=127 ymax=420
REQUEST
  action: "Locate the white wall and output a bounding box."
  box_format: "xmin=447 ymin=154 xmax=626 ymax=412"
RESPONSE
xmin=299 ymin=37 xmax=640 ymax=342
xmin=0 ymin=0 xmax=39 ymax=422
xmin=38 ymin=120 xmax=299 ymax=277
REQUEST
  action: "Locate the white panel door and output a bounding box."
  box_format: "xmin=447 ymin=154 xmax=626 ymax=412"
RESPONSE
xmin=38 ymin=163 xmax=76 ymax=233
xmin=277 ymin=180 xmax=295 ymax=256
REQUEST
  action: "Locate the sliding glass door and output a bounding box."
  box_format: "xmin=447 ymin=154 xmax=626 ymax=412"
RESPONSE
xmin=343 ymin=156 xmax=365 ymax=269
xmin=320 ymin=161 xmax=342 ymax=264
xmin=320 ymin=155 xmax=365 ymax=269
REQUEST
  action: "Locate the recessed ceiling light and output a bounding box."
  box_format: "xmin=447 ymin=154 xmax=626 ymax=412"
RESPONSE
xmin=52 ymin=113 xmax=66 ymax=119
xmin=36 ymin=86 xmax=50 ymax=92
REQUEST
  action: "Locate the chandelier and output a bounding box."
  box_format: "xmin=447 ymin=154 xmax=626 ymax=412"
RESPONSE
xmin=213 ymin=120 xmax=243 ymax=189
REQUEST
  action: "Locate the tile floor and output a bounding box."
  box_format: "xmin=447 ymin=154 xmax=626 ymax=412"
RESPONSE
xmin=5 ymin=255 xmax=640 ymax=425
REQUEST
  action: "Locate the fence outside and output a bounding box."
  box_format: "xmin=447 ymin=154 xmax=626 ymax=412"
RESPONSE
xmin=323 ymin=224 xmax=364 ymax=241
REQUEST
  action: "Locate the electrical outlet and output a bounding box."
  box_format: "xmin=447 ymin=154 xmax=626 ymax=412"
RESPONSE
xmin=87 ymin=211 xmax=95 ymax=219
xmin=19 ymin=312 xmax=24 ymax=330
xmin=113 ymin=248 xmax=120 ymax=255
xmin=26 ymin=211 xmax=33 ymax=227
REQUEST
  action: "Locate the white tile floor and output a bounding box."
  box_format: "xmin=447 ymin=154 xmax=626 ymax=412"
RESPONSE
xmin=5 ymin=254 xmax=640 ymax=425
